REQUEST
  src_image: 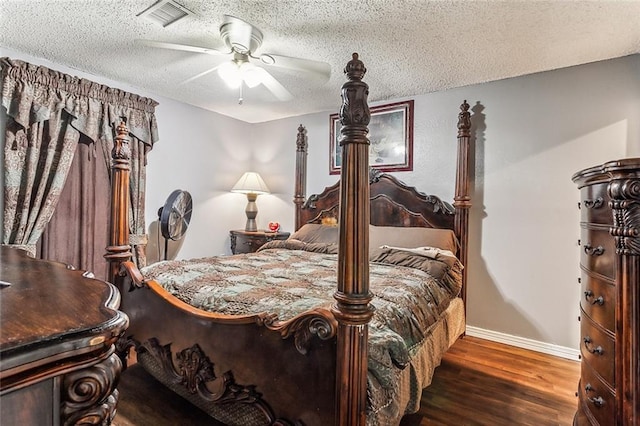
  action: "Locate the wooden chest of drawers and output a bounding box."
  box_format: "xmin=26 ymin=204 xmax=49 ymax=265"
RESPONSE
xmin=573 ymin=159 xmax=640 ymax=425
xmin=229 ymin=230 xmax=290 ymax=254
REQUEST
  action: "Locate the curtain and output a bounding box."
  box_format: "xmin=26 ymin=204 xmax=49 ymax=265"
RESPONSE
xmin=37 ymin=137 xmax=111 ymax=278
xmin=1 ymin=57 xmax=158 ymax=275
xmin=2 ymin=109 xmax=79 ymax=256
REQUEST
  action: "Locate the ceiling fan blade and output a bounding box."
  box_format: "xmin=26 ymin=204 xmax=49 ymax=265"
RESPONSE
xmin=180 ymin=64 xmax=223 ymax=85
xmin=138 ymin=39 xmax=227 ymax=56
xmin=260 ymin=54 xmax=331 ymax=81
xmin=256 ymin=68 xmax=293 ymax=101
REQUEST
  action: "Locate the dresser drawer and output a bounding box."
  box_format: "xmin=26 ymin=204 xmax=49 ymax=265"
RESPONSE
xmin=580 ymin=227 xmax=615 ymax=279
xmin=580 ymin=309 xmax=615 ymax=386
xmin=580 ymin=184 xmax=612 ymax=225
xmin=580 ymin=270 xmax=616 ymax=333
xmin=577 ymin=363 xmax=615 ymax=425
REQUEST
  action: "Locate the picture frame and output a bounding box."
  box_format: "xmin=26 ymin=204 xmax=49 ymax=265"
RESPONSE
xmin=329 ymin=99 xmax=414 ymax=175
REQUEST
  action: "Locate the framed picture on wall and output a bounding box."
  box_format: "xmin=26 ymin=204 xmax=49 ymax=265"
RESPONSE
xmin=329 ymin=100 xmax=414 ymax=175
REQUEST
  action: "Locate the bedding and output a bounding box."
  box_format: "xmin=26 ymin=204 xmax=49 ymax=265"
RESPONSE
xmin=289 ymin=223 xmax=339 ymax=244
xmin=290 ymin=223 xmax=459 ymax=253
xmin=369 ymin=225 xmax=460 ymax=254
xmin=140 ymin=241 xmax=462 ymax=424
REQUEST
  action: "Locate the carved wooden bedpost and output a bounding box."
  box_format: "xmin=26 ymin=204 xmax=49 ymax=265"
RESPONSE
xmin=294 ymin=124 xmax=308 ymax=231
xmin=104 ymin=121 xmax=132 ymax=288
xmin=454 ymin=101 xmax=472 ymax=312
xmin=333 ymin=53 xmax=374 ymax=426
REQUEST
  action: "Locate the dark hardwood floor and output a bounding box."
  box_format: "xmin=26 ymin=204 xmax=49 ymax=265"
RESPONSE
xmin=399 ymin=336 xmax=580 ymax=425
xmin=113 ymin=336 xmax=580 ymax=426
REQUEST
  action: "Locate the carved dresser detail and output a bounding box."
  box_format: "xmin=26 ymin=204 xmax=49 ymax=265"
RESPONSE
xmin=572 ymin=159 xmax=640 ymax=425
xmin=0 ymin=246 xmax=129 ymax=425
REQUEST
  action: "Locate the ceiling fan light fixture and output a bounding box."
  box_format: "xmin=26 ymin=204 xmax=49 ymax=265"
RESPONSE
xmin=240 ymin=63 xmax=263 ymax=88
xmin=218 ymin=62 xmax=242 ymax=89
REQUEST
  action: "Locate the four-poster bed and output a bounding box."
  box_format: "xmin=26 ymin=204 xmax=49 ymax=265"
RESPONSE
xmin=107 ymin=53 xmax=472 ymax=425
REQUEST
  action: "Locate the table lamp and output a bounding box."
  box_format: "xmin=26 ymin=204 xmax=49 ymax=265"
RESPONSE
xmin=231 ymin=172 xmax=270 ymax=232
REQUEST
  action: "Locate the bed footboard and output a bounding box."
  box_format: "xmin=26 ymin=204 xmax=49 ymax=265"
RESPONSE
xmin=118 ymin=272 xmax=338 ymax=426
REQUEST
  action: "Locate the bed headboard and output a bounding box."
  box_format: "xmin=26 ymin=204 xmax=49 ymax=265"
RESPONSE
xmin=292 ymin=99 xmax=472 ymax=309
xmin=298 ymin=168 xmax=455 ymax=229
xmin=293 ymin=101 xmax=470 ymax=235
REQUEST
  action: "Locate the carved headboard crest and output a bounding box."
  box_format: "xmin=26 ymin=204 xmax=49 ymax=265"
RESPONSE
xmin=369 ymin=168 xmax=383 ymax=183
xmin=299 ymin=171 xmax=454 ymax=229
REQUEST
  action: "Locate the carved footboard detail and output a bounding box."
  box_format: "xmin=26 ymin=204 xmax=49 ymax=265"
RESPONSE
xmin=119 ymin=261 xmax=145 ymax=290
xmin=265 ymin=307 xmax=338 ymax=355
xmin=135 ymin=338 xmax=297 ymax=426
xmin=115 ymin=334 xmax=136 ymax=369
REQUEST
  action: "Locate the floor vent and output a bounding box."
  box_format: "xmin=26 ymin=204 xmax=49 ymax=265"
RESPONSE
xmin=137 ymin=0 xmax=194 ymax=27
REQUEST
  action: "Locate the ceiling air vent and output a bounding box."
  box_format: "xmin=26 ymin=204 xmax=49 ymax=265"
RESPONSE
xmin=137 ymin=0 xmax=194 ymax=27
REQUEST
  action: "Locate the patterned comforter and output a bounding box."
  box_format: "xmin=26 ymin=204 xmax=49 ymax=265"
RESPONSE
xmin=140 ymin=240 xmax=463 ymax=424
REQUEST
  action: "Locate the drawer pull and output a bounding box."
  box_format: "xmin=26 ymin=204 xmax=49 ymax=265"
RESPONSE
xmin=584 ymin=384 xmax=605 ymax=407
xmin=584 ymin=290 xmax=604 ymax=305
xmin=583 ymin=244 xmax=604 ymax=256
xmin=583 ymin=336 xmax=604 ymax=355
xmin=583 ymin=197 xmax=604 ymax=209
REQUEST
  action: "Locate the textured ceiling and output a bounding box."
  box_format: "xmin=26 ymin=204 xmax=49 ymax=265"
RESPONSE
xmin=1 ymin=0 xmax=639 ymax=123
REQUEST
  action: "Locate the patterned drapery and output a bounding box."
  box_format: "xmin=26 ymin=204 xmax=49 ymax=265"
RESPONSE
xmin=1 ymin=57 xmax=158 ymax=268
xmin=3 ymin=111 xmax=79 ymax=256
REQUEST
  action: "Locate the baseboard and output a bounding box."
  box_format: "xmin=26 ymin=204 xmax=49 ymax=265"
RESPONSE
xmin=465 ymin=326 xmax=580 ymax=361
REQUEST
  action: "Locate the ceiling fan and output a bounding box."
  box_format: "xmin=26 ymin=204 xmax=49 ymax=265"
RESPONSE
xmin=139 ymin=15 xmax=331 ymax=103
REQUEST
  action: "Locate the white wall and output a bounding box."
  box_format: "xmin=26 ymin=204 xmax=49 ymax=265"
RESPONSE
xmin=459 ymin=55 xmax=639 ymax=350
xmin=3 ymin=45 xmax=639 ymax=351
xmin=147 ymin=99 xmax=250 ymax=260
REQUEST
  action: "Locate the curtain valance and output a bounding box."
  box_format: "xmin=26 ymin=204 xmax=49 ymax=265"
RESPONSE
xmin=1 ymin=57 xmax=158 ymax=148
xmin=2 ymin=57 xmax=156 ymax=269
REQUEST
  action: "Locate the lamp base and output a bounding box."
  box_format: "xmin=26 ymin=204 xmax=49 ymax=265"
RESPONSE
xmin=244 ymin=193 xmax=258 ymax=232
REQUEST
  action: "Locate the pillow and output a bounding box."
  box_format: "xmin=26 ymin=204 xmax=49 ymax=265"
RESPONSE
xmin=289 ymin=224 xmax=339 ymax=244
xmin=369 ymin=225 xmax=459 ymax=254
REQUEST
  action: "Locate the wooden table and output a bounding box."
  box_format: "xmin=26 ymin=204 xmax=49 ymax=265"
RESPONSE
xmin=0 ymin=246 xmax=128 ymax=425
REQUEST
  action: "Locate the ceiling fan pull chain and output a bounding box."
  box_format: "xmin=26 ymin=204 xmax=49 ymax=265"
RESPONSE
xmin=238 ymin=83 xmax=244 ymax=105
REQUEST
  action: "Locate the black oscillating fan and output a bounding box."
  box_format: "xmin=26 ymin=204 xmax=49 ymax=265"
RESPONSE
xmin=157 ymin=189 xmax=193 ymax=260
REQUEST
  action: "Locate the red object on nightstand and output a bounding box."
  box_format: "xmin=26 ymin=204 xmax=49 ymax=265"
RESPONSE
xmin=268 ymin=222 xmax=280 ymax=232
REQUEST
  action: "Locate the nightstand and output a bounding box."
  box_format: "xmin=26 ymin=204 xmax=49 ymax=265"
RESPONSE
xmin=229 ymin=230 xmax=290 ymax=254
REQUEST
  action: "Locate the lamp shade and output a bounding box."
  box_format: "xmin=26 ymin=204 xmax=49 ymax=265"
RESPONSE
xmin=231 ymin=172 xmax=270 ymax=195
